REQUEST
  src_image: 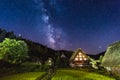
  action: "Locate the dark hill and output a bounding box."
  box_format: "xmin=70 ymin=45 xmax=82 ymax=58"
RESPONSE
xmin=88 ymin=51 xmax=105 ymax=60
xmin=22 ymin=39 xmax=73 ymax=64
xmin=0 ymin=28 xmax=105 ymax=65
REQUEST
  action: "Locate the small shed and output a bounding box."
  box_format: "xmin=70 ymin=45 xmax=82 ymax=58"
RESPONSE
xmin=69 ymin=48 xmax=90 ymax=67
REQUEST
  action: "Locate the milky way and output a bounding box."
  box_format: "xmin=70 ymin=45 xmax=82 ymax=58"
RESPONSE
xmin=33 ymin=0 xmax=67 ymax=50
xmin=1 ymin=0 xmax=120 ymax=54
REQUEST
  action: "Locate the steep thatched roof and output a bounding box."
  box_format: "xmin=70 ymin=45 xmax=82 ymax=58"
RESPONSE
xmin=69 ymin=48 xmax=88 ymax=62
xmin=101 ymin=41 xmax=120 ymax=67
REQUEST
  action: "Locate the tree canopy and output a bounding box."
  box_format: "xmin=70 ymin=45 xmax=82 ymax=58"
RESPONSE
xmin=0 ymin=38 xmax=28 ymax=64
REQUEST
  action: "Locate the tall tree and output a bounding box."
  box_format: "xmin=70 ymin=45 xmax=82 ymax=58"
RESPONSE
xmin=0 ymin=29 xmax=6 ymax=42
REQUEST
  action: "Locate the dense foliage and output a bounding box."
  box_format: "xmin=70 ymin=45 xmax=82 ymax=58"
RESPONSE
xmin=88 ymin=56 xmax=103 ymax=69
xmin=101 ymin=41 xmax=120 ymax=67
xmin=0 ymin=38 xmax=28 ymax=64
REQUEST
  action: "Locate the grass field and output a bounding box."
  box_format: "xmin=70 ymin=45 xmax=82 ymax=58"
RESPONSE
xmin=52 ymin=69 xmax=115 ymax=80
xmin=0 ymin=72 xmax=45 ymax=80
xmin=0 ymin=69 xmax=117 ymax=80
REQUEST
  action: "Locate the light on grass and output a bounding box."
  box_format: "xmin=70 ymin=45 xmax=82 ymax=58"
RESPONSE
xmin=0 ymin=72 xmax=45 ymax=80
xmin=51 ymin=69 xmax=115 ymax=80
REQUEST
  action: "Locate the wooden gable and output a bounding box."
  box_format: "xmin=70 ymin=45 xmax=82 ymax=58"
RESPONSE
xmin=74 ymin=51 xmax=88 ymax=61
xmin=70 ymin=48 xmax=90 ymax=67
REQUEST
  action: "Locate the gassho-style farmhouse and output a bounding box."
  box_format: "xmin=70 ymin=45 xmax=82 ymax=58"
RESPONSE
xmin=69 ymin=48 xmax=90 ymax=67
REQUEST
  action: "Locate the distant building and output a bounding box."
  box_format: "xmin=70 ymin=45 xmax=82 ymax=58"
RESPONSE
xmin=69 ymin=48 xmax=90 ymax=67
xmin=61 ymin=53 xmax=66 ymax=58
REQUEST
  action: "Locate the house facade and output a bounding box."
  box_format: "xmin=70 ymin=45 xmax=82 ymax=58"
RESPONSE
xmin=70 ymin=48 xmax=90 ymax=67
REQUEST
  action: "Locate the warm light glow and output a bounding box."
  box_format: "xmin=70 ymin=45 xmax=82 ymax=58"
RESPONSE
xmin=80 ymin=55 xmax=82 ymax=57
xmin=80 ymin=58 xmax=82 ymax=60
xmin=79 ymin=64 xmax=83 ymax=67
xmin=76 ymin=55 xmax=79 ymax=57
xmin=48 ymin=60 xmax=51 ymax=63
xmin=74 ymin=52 xmax=88 ymax=61
xmin=84 ymin=58 xmax=87 ymax=60
xmin=79 ymin=52 xmax=82 ymax=55
xmin=75 ymin=58 xmax=78 ymax=61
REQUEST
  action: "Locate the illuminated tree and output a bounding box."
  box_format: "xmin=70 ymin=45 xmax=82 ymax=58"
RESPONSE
xmin=0 ymin=38 xmax=28 ymax=64
xmin=88 ymin=56 xmax=103 ymax=69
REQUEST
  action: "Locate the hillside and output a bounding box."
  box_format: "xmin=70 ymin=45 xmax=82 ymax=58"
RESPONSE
xmin=0 ymin=28 xmax=104 ymax=65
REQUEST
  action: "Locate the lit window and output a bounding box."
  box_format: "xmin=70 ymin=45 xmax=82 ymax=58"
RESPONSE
xmin=79 ymin=52 xmax=82 ymax=55
xmin=75 ymin=58 xmax=78 ymax=61
xmin=80 ymin=58 xmax=82 ymax=60
xmin=84 ymin=58 xmax=87 ymax=60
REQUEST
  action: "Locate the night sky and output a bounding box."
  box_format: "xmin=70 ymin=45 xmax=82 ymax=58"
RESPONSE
xmin=0 ymin=0 xmax=120 ymax=54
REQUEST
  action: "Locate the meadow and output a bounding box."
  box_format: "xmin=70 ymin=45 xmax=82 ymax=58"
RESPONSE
xmin=51 ymin=69 xmax=115 ymax=80
xmin=0 ymin=69 xmax=116 ymax=80
xmin=0 ymin=72 xmax=45 ymax=80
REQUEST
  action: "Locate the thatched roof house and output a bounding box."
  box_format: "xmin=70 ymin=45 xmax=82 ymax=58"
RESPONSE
xmin=101 ymin=41 xmax=120 ymax=68
xmin=69 ymin=48 xmax=90 ymax=67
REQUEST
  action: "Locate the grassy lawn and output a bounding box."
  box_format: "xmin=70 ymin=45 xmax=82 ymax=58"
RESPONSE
xmin=52 ymin=69 xmax=115 ymax=80
xmin=0 ymin=72 xmax=45 ymax=80
xmin=0 ymin=69 xmax=117 ymax=80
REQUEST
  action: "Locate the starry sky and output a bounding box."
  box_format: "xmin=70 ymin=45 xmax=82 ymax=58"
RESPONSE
xmin=0 ymin=0 xmax=120 ymax=54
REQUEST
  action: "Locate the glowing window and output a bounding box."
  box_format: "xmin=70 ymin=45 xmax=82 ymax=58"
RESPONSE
xmin=84 ymin=58 xmax=87 ymax=60
xmin=79 ymin=52 xmax=82 ymax=55
xmin=76 ymin=55 xmax=79 ymax=58
xmin=75 ymin=58 xmax=78 ymax=61
xmin=80 ymin=58 xmax=82 ymax=60
xmin=79 ymin=55 xmax=82 ymax=57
